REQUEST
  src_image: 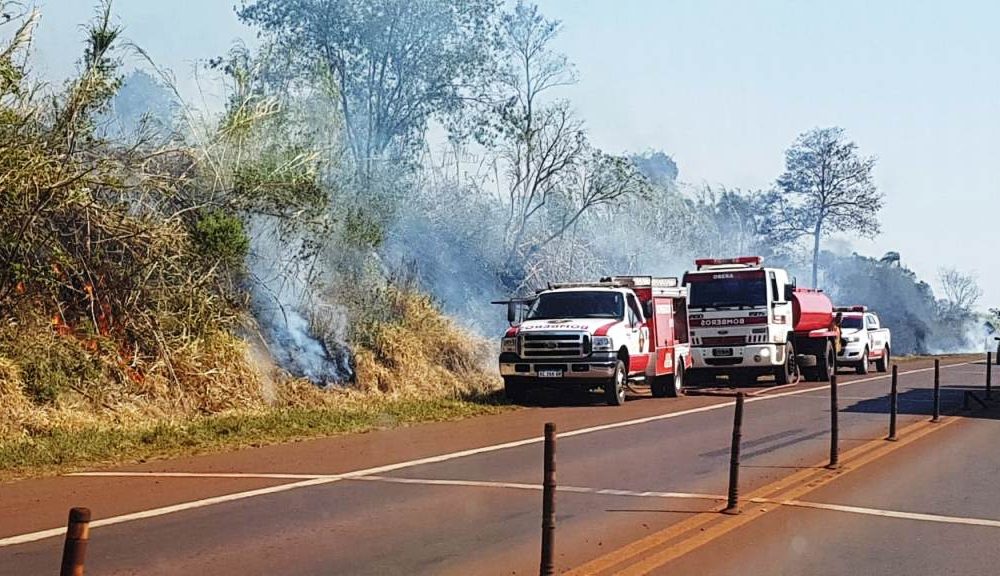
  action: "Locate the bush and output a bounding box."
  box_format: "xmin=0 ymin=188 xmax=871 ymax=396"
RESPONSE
xmin=193 ymin=210 xmax=250 ymax=268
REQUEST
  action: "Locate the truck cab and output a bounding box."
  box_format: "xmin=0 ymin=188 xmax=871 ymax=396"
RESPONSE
xmin=835 ymin=306 xmax=892 ymax=374
xmin=683 ymin=256 xmax=839 ymax=385
xmin=683 ymin=257 xmax=797 ymax=384
xmin=497 ymin=277 xmax=691 ymax=406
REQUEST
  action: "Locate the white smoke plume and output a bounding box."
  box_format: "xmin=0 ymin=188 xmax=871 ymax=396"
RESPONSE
xmin=248 ymin=217 xmax=354 ymax=385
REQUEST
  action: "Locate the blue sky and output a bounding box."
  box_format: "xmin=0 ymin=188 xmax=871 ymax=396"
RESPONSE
xmin=30 ymin=0 xmax=999 ymax=309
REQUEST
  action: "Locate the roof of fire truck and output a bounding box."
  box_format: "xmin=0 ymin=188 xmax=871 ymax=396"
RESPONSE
xmin=544 ymin=276 xmax=686 ymax=298
xmin=690 ymin=256 xmax=765 ymax=271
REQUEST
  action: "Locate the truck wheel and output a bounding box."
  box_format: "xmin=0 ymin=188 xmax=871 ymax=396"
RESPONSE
xmin=651 ymin=376 xmax=667 ymax=398
xmin=604 ymin=360 xmax=627 ymax=406
xmin=774 ymin=343 xmax=796 ymax=385
xmin=814 ymin=341 xmax=833 ymax=382
xmin=651 ymin=363 xmax=685 ymax=398
xmin=875 ymin=347 xmax=890 ymax=373
xmin=856 ymin=349 xmax=870 ymax=375
xmin=503 ymin=377 xmax=527 ymax=405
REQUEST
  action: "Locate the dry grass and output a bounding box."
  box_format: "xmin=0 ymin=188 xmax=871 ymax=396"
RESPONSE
xmin=0 ymin=287 xmax=504 ymax=480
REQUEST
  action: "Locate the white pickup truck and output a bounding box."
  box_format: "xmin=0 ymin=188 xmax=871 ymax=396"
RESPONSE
xmin=836 ymin=306 xmax=891 ymax=374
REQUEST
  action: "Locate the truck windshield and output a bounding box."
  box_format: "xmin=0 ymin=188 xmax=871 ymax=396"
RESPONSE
xmin=525 ymin=291 xmax=624 ymax=320
xmin=686 ymin=275 xmax=767 ymax=309
xmin=840 ymin=316 xmax=864 ymax=330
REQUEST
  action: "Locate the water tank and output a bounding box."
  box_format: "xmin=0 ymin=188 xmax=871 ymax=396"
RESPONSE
xmin=792 ymin=289 xmax=833 ymax=333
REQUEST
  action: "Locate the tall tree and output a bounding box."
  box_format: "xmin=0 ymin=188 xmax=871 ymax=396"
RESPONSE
xmin=478 ymin=1 xmax=585 ymax=274
xmin=237 ymin=0 xmax=499 ymax=178
xmin=772 ymin=127 xmax=882 ymax=287
xmin=938 ymin=267 xmax=983 ymax=311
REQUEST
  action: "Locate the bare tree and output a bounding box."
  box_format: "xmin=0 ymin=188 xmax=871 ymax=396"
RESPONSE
xmin=938 ymin=267 xmax=983 ymax=311
xmin=771 ymin=127 xmax=882 ymax=287
xmin=481 ymin=1 xmax=585 ymax=273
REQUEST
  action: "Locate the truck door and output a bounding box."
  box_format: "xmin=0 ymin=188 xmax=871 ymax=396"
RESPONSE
xmin=626 ymin=294 xmax=649 ymax=371
xmin=867 ymin=314 xmax=885 ymax=356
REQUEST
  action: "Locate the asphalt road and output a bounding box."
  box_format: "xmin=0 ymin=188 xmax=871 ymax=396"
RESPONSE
xmin=661 ymin=363 xmax=1000 ymax=576
xmin=0 ymin=356 xmax=989 ymax=575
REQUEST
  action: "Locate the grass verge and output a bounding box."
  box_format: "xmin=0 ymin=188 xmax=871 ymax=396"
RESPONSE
xmin=0 ymin=393 xmax=510 ymax=483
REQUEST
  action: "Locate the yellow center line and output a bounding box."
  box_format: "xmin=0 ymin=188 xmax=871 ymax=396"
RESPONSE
xmin=566 ymin=416 xmax=958 ymax=576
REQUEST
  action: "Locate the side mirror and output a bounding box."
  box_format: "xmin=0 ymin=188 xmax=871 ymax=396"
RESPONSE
xmin=783 ymin=285 xmax=795 ymax=301
xmin=507 ymin=302 xmax=517 ymax=325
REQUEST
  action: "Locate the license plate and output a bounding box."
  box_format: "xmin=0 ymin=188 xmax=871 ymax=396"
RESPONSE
xmin=712 ymin=348 xmax=734 ymax=357
xmin=538 ymin=369 xmax=563 ymax=378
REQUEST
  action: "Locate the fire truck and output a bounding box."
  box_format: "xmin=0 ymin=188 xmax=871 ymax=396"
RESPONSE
xmin=497 ymin=276 xmax=691 ymax=406
xmin=683 ymin=257 xmax=839 ymax=385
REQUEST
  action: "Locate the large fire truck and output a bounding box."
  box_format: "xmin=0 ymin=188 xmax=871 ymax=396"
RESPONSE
xmin=683 ymin=257 xmax=838 ymax=385
xmin=497 ymin=277 xmax=691 ymax=406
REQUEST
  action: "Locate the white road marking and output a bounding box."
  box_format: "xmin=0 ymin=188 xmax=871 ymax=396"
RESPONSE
xmin=68 ymin=471 xmax=326 ymax=480
xmin=761 ymin=499 xmax=1000 ymax=529
xmin=351 ymin=475 xmax=727 ymax=501
xmin=1 ymin=362 xmax=975 ymax=548
xmin=0 ymin=477 xmax=339 ymax=547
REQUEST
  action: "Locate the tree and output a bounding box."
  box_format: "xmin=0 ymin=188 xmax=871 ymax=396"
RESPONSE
xmin=237 ymin=0 xmax=499 ymax=179
xmin=772 ymin=127 xmax=882 ymax=287
xmin=479 ymin=1 xmax=584 ymax=274
xmin=100 ymin=69 xmax=176 ymax=137
xmin=938 ymin=267 xmax=983 ymax=311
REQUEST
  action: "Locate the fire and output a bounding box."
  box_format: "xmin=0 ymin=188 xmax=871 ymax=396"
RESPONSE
xmin=51 ymin=313 xmax=71 ymax=336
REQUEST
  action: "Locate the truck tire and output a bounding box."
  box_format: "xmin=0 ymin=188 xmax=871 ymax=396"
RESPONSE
xmin=856 ymin=349 xmax=870 ymax=375
xmin=814 ymin=341 xmax=833 ymax=382
xmin=604 ymin=360 xmax=627 ymax=406
xmin=774 ymin=343 xmax=796 ymax=385
xmin=503 ymin=377 xmax=527 ymax=405
xmin=652 ymin=364 xmax=685 ymax=398
xmin=875 ymin=347 xmax=890 ymax=373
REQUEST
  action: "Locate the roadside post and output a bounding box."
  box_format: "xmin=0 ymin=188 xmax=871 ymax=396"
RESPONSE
xmin=887 ymin=365 xmax=898 ymax=441
xmin=827 ymin=373 xmax=839 ymax=469
xmin=932 ymin=359 xmax=941 ymax=423
xmin=60 ymin=507 xmax=91 ymax=576
xmin=540 ymin=422 xmax=556 ymax=576
xmin=987 ymin=352 xmax=993 ymax=401
xmin=723 ymin=393 xmax=745 ymax=515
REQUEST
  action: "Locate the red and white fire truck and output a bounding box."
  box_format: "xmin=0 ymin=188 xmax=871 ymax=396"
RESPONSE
xmin=683 ymin=257 xmax=839 ymax=385
xmin=498 ymin=276 xmax=691 ymax=405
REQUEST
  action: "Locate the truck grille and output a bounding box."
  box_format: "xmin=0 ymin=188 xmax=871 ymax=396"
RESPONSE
xmin=520 ymin=332 xmax=588 ymax=359
xmin=701 ymin=336 xmax=747 ymax=346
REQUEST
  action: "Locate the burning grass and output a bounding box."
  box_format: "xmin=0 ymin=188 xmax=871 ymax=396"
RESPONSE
xmin=0 ymin=287 xmax=504 ymax=480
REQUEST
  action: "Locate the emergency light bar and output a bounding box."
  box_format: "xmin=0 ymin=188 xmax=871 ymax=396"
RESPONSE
xmin=548 ymin=276 xmax=679 ymax=290
xmin=694 ymin=256 xmax=763 ymax=270
xmin=834 ymin=306 xmax=868 ymax=313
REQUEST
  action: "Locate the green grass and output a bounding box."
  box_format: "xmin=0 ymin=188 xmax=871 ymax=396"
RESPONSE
xmin=0 ymin=394 xmax=511 ymax=482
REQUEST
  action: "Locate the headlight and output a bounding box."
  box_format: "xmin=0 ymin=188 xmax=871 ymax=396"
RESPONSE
xmin=759 ymin=347 xmax=771 ymax=358
xmin=501 ymin=337 xmax=517 ymax=353
xmin=593 ymin=336 xmax=613 ymax=351
xmin=847 ymin=336 xmax=861 ymax=343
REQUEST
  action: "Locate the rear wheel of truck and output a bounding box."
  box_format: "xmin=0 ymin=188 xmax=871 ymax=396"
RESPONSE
xmin=503 ymin=378 xmax=527 ymax=404
xmin=876 ymin=347 xmax=890 ymax=373
xmin=774 ymin=343 xmax=796 ymax=385
xmin=814 ymin=341 xmax=833 ymax=382
xmin=856 ymin=349 xmax=870 ymax=375
xmin=652 ymin=363 xmax=685 ymax=398
xmin=604 ymin=360 xmax=627 ymax=406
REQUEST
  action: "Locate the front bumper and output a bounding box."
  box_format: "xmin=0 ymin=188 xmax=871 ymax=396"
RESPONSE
xmin=499 ymin=352 xmax=617 ymax=383
xmin=838 ymin=342 xmax=866 ymax=364
xmin=690 ymin=344 xmax=785 ymax=369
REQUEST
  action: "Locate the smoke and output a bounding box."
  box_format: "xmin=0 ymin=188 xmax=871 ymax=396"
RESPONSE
xmin=248 ymin=217 xmax=354 ymax=385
